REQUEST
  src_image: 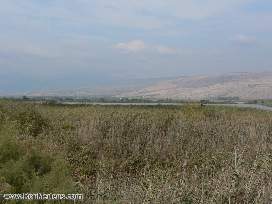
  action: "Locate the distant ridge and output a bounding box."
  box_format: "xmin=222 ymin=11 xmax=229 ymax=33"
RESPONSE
xmin=21 ymin=72 xmax=272 ymax=100
xmin=120 ymin=72 xmax=272 ymax=100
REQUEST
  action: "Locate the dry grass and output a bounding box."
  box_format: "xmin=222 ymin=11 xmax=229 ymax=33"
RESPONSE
xmin=1 ymin=101 xmax=272 ymax=203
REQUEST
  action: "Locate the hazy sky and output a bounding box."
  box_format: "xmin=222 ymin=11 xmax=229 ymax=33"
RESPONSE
xmin=1 ymin=0 xmax=272 ymax=93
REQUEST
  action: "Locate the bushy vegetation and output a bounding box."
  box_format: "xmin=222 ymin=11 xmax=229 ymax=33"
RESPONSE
xmin=15 ymin=107 xmax=49 ymax=138
xmin=258 ymin=99 xmax=272 ymax=107
xmin=1 ymin=101 xmax=272 ymax=203
xmin=0 ymin=102 xmax=75 ymax=204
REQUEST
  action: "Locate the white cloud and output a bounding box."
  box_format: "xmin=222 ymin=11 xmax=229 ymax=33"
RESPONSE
xmin=156 ymin=46 xmax=177 ymax=55
xmin=233 ymin=34 xmax=257 ymax=45
xmin=114 ymin=40 xmax=146 ymax=52
xmin=114 ymin=40 xmax=178 ymax=55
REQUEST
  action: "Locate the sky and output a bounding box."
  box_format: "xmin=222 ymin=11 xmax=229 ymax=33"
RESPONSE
xmin=0 ymin=0 xmax=272 ymax=93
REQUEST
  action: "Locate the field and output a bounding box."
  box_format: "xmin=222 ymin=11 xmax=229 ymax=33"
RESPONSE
xmin=258 ymin=100 xmax=272 ymax=107
xmin=1 ymin=100 xmax=272 ymax=203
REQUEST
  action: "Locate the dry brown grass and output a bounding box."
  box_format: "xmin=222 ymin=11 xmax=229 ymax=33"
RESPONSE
xmin=1 ymin=101 xmax=272 ymax=203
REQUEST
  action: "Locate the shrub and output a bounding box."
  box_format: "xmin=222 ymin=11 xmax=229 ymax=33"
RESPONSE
xmin=0 ymin=106 xmax=6 ymax=127
xmin=15 ymin=108 xmax=49 ymax=137
xmin=0 ymin=136 xmax=21 ymax=164
xmin=0 ymin=125 xmax=75 ymax=195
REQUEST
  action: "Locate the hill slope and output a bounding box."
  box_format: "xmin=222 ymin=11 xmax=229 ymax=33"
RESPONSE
xmin=120 ymin=72 xmax=272 ymax=100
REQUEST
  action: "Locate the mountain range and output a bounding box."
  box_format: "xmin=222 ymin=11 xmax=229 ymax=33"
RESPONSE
xmin=120 ymin=72 xmax=272 ymax=100
xmin=25 ymin=72 xmax=272 ymax=100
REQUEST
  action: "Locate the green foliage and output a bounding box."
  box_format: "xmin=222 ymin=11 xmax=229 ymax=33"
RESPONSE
xmin=0 ymin=125 xmax=75 ymax=196
xmin=15 ymin=107 xmax=49 ymax=137
xmin=0 ymin=136 xmax=21 ymax=164
xmin=0 ymin=106 xmax=6 ymax=127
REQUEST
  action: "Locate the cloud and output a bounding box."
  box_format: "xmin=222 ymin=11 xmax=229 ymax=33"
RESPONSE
xmin=0 ymin=0 xmax=256 ymax=31
xmin=114 ymin=40 xmax=146 ymax=52
xmin=92 ymin=0 xmax=251 ymax=24
xmin=156 ymin=46 xmax=177 ymax=55
xmin=114 ymin=40 xmax=177 ymax=55
xmin=233 ymin=34 xmax=257 ymax=45
xmin=0 ymin=41 xmax=56 ymax=58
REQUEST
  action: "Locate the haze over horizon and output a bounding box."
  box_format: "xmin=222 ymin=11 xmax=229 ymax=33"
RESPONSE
xmin=1 ymin=0 xmax=272 ymax=93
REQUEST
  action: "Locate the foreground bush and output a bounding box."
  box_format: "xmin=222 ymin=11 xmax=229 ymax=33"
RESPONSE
xmin=0 ymin=124 xmax=75 ymax=202
xmin=15 ymin=107 xmax=50 ymax=138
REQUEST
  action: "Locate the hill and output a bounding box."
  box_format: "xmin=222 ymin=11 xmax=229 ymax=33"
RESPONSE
xmin=120 ymin=72 xmax=272 ymax=100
